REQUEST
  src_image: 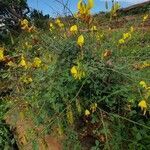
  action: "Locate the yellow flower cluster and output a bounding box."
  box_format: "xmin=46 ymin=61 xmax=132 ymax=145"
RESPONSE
xmin=85 ymin=109 xmax=90 ymax=116
xmin=76 ymin=99 xmax=82 ymax=114
xmin=20 ymin=76 xmax=33 ymax=84
xmin=77 ymin=0 xmax=94 ymax=23
xmin=140 ymin=61 xmax=150 ymax=69
xmin=78 ymin=0 xmax=94 ymax=15
xmin=0 ymin=47 xmax=5 ymax=61
xmin=19 ymin=55 xmax=28 ymax=69
xmin=49 ymin=19 xmax=64 ymax=31
xmin=32 ymin=57 xmax=42 ymax=68
xmin=118 ymin=27 xmax=133 ymax=45
xmin=90 ymin=25 xmax=97 ymax=32
xmin=21 ymin=19 xmax=35 ymax=32
xmin=66 ymin=104 xmax=74 ymax=125
xmin=57 ymin=121 xmax=63 ymax=136
xmin=77 ymin=35 xmax=84 ymax=47
xmin=143 ymin=14 xmax=149 ymax=22
xmin=84 ymin=103 xmax=97 ymax=116
xmin=7 ymin=61 xmax=16 ymax=67
xmin=96 ymin=34 xmax=104 ymax=41
xmin=21 ymin=19 xmax=28 ymax=30
xmin=70 ymin=65 xmax=85 ymax=80
xmin=123 ymin=32 xmax=132 ymax=40
xmin=110 ymin=2 xmax=120 ymax=18
xmin=24 ymin=42 xmax=32 ymax=49
xmin=90 ymin=103 xmax=97 ymax=113
xmin=19 ymin=55 xmax=42 ymax=69
xmin=138 ymin=100 xmax=147 ymax=115
xmin=70 ymin=25 xmax=78 ymax=34
xmin=139 ymin=81 xmax=150 ymax=90
xmin=138 ymin=81 xmax=150 ymax=115
xmin=55 ymin=19 xmax=64 ymax=28
xmin=49 ymin=22 xmax=55 ymax=31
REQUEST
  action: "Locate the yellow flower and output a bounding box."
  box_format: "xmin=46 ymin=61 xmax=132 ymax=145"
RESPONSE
xmin=70 ymin=65 xmax=85 ymax=80
xmin=55 ymin=19 xmax=64 ymax=28
xmin=19 ymin=55 xmax=27 ymax=69
xmin=77 ymin=35 xmax=84 ymax=47
xmin=118 ymin=39 xmax=125 ymax=44
xmin=77 ymin=0 xmax=84 ymax=13
xmin=76 ymin=99 xmax=82 ymax=114
xmin=7 ymin=61 xmax=15 ymax=67
xmin=21 ymin=19 xmax=29 ymax=30
xmin=138 ymin=100 xmax=147 ymax=115
xmin=77 ymin=0 xmax=94 ymax=21
xmin=25 ymin=42 xmax=32 ymax=49
xmin=110 ymin=2 xmax=120 ymax=17
xmin=50 ymin=23 xmax=53 ymax=27
xmin=130 ymin=26 xmax=134 ymax=33
xmin=141 ymin=61 xmax=150 ymax=69
xmin=87 ymin=0 xmax=94 ymax=9
xmin=20 ymin=76 xmax=33 ymax=84
xmin=71 ymin=66 xmax=78 ymax=79
xmin=28 ymin=77 xmax=33 ymax=83
xmin=78 ymin=70 xmax=85 ymax=80
xmin=123 ymin=33 xmax=131 ymax=40
xmin=70 ymin=25 xmax=78 ymax=33
xmin=49 ymin=23 xmax=54 ymax=31
xmin=85 ymin=109 xmax=90 ymax=116
xmin=57 ymin=122 xmax=63 ymax=136
xmin=71 ymin=66 xmax=78 ymax=75
xmin=139 ymin=81 xmax=147 ymax=89
xmin=90 ymin=103 xmax=97 ymax=113
xmin=145 ymin=89 xmax=150 ymax=99
xmin=66 ymin=104 xmax=74 ymax=125
xmin=0 ymin=47 xmax=5 ymax=61
xmin=59 ymin=23 xmax=64 ymax=28
xmin=21 ymin=19 xmax=35 ymax=32
xmin=96 ymin=34 xmax=104 ymax=41
xmin=143 ymin=14 xmax=148 ymax=22
xmin=32 ymin=57 xmax=42 ymax=68
xmin=21 ymin=19 xmax=28 ymax=26
xmin=90 ymin=25 xmax=97 ymax=32
xmin=55 ymin=19 xmax=61 ymax=24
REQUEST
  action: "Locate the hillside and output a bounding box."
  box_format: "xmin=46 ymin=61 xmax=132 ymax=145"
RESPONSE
xmin=119 ymin=0 xmax=150 ymax=14
xmin=0 ymin=1 xmax=150 ymax=149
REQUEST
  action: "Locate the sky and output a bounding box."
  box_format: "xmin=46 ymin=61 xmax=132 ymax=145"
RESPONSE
xmin=27 ymin=0 xmax=149 ymax=17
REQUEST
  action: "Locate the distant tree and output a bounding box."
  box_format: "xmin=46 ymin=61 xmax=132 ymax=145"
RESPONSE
xmin=0 ymin=0 xmax=29 ymax=29
xmin=0 ymin=0 xmax=29 ymax=18
xmin=30 ymin=9 xmax=50 ymax=30
xmin=0 ymin=0 xmax=29 ymax=43
xmin=30 ymin=9 xmax=50 ymax=20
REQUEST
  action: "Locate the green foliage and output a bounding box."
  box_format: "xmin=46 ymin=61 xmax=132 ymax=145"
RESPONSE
xmin=1 ymin=9 xmax=150 ymax=149
xmin=91 ymin=140 xmax=100 ymax=150
xmin=63 ymin=129 xmax=82 ymax=150
xmin=0 ymin=100 xmax=16 ymax=149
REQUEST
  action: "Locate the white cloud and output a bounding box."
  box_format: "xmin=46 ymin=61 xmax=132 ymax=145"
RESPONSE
xmin=123 ymin=0 xmax=149 ymax=4
xmin=100 ymin=0 xmax=149 ymax=4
